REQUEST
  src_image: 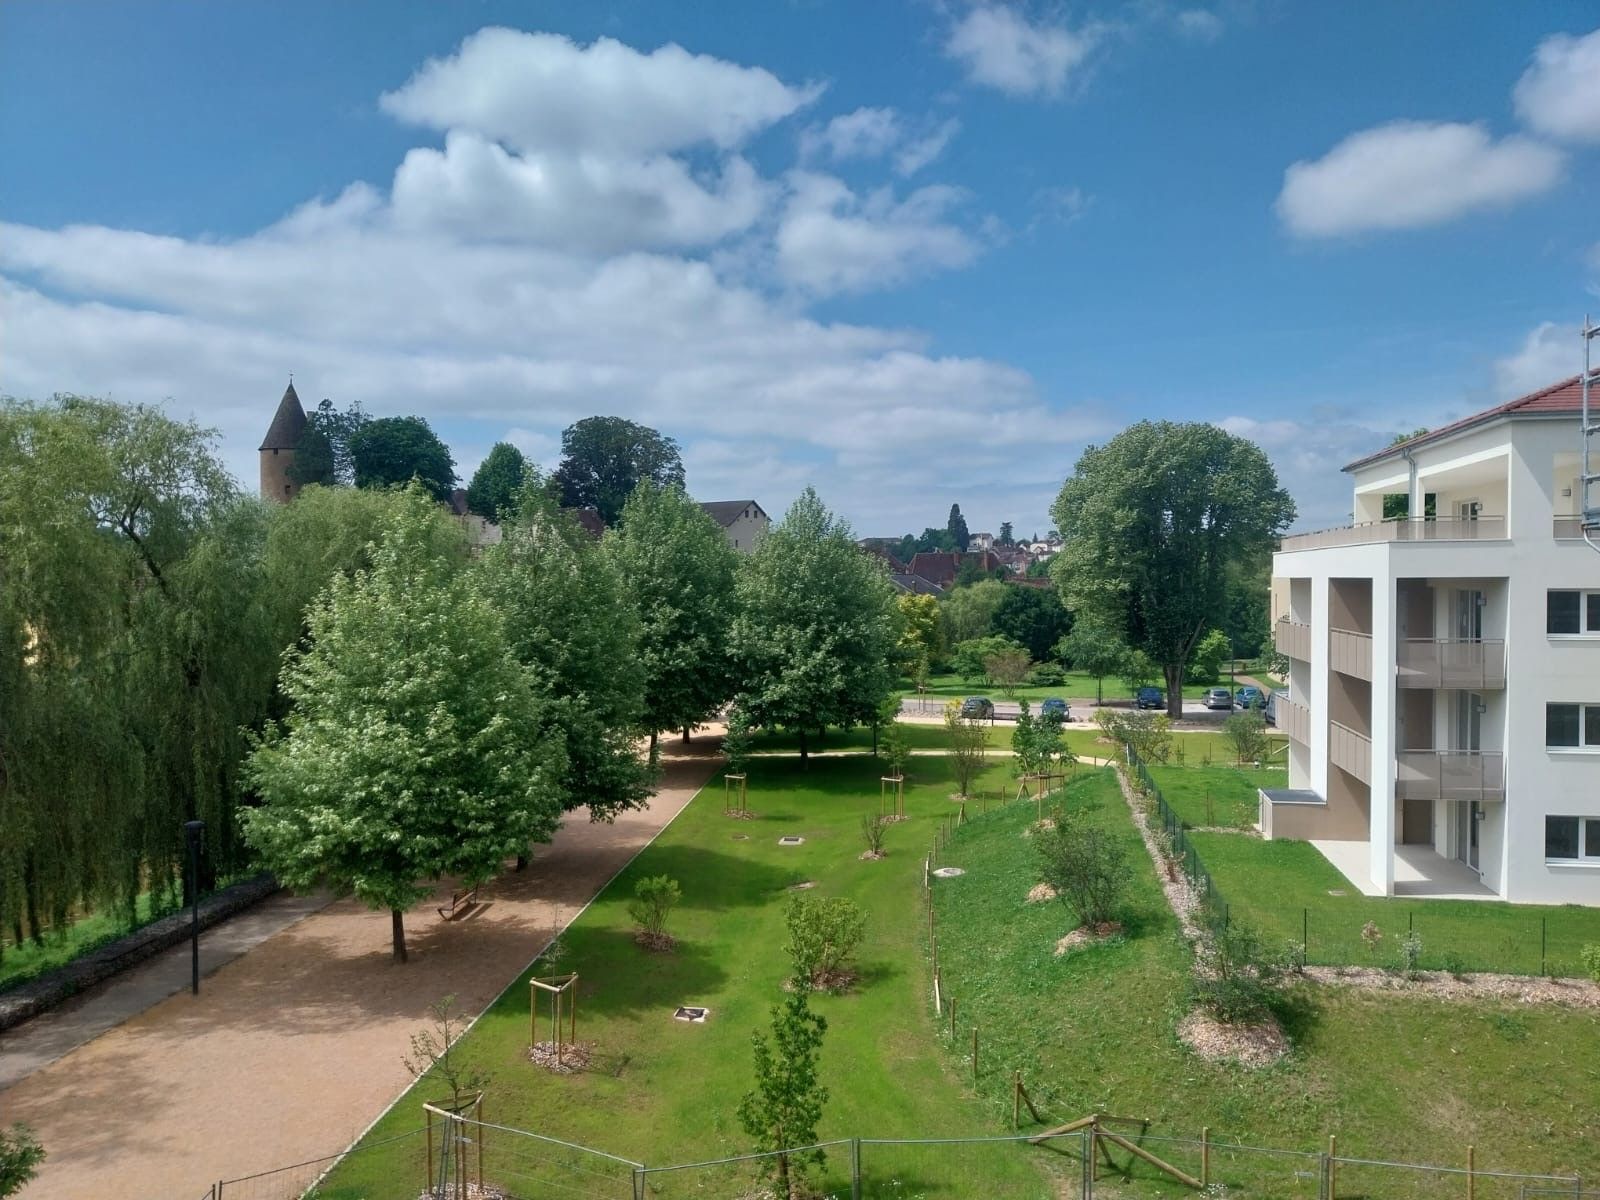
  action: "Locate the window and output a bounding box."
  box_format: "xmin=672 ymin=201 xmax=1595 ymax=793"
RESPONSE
xmin=1546 ymin=703 xmax=1600 ymax=748
xmin=1547 ymin=590 xmax=1600 ymax=635
xmin=1545 ymin=816 xmax=1600 ymax=862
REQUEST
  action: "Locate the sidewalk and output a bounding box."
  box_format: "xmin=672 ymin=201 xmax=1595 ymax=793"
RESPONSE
xmin=2 ymin=739 xmax=724 ymax=1200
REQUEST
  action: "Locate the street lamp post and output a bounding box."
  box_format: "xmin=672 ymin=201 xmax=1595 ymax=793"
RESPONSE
xmin=183 ymin=820 xmax=205 ymax=996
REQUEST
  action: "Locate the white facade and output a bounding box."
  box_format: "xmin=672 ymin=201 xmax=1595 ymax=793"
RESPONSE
xmin=1268 ymin=403 xmax=1600 ymax=905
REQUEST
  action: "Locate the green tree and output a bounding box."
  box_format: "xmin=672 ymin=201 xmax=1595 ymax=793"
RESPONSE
xmin=993 ymin=584 xmax=1073 ymax=660
xmin=465 ymin=441 xmax=529 ymax=523
xmin=943 ymin=701 xmax=990 ymax=796
xmin=476 ymin=485 xmax=652 ymax=822
xmin=288 ymin=398 xmax=368 ymax=488
xmin=1050 ymin=422 xmax=1294 ymax=718
xmin=946 ymin=503 xmax=970 ymax=552
xmin=1035 ymin=808 xmax=1131 ymax=929
xmin=1191 ymin=628 xmax=1231 ymax=685
xmin=606 ymin=483 xmax=739 ymax=752
xmin=1122 ymin=648 xmax=1158 ymax=697
xmin=984 ymin=645 xmax=1032 ymax=697
xmin=1223 ymin=710 xmax=1270 ymax=765
xmin=738 ymin=987 xmax=829 ymax=1200
xmin=349 ymin=415 xmax=457 ymax=500
xmin=998 ymin=521 xmax=1014 ymax=546
xmin=940 ymin=578 xmax=1007 ymax=645
xmin=1055 ymin=622 xmax=1130 ymax=706
xmin=552 ymin=416 xmax=685 ymax=525
xmin=951 ymin=634 xmax=1024 ymax=685
xmin=731 ymin=489 xmax=900 ymax=760
xmin=0 ymin=1124 xmax=44 ymax=1197
xmin=896 ymin=592 xmax=944 ymax=671
xmin=243 ymin=487 xmax=562 ymax=963
xmin=627 ymin=875 xmax=682 ymax=947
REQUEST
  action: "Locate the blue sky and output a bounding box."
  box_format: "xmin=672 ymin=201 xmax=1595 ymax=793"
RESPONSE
xmin=3 ymin=1 xmax=1597 ymax=534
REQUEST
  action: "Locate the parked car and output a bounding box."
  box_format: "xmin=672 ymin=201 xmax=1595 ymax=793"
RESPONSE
xmin=1040 ymin=697 xmax=1070 ymax=722
xmin=1134 ymin=686 xmax=1164 ymax=710
xmin=960 ymin=696 xmax=995 ymax=719
xmin=1204 ymin=687 xmax=1234 ymax=710
xmin=1264 ymin=689 xmax=1287 ymax=726
xmin=1235 ymin=686 xmax=1264 ymax=710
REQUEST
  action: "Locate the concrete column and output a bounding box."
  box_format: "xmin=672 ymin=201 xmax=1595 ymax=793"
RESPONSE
xmin=1311 ymin=575 xmax=1330 ymax=799
xmin=1368 ymin=572 xmax=1397 ymax=895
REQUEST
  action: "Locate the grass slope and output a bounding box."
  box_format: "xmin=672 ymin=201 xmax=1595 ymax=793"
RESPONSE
xmin=931 ymin=776 xmax=1599 ymax=1194
xmin=1148 ymin=765 xmax=1288 ymax=829
xmin=317 ymin=755 xmax=1054 ymax=1199
xmin=1189 ymin=832 xmax=1600 ymax=977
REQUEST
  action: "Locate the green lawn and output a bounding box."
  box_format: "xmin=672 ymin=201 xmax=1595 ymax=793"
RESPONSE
xmin=1189 ymin=833 xmax=1600 ymax=977
xmin=931 ymin=772 xmax=1600 ymax=1194
xmin=1 ymin=889 xmax=172 ymax=992
xmin=747 ymin=721 xmax=1009 ymax=754
xmin=903 ymin=671 xmax=1218 ymax=703
xmin=1148 ymin=765 xmax=1287 ymax=829
xmin=315 ymin=754 xmax=1060 ymax=1200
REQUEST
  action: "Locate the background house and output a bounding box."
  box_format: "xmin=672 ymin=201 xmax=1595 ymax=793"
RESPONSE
xmin=699 ymin=500 xmax=769 ymax=552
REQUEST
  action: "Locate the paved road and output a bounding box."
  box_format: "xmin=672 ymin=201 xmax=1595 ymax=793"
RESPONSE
xmin=897 ymin=695 xmax=1236 ymax=723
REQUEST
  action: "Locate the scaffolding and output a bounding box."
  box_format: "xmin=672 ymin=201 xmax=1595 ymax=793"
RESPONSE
xmin=1584 ymin=314 xmax=1600 ymax=555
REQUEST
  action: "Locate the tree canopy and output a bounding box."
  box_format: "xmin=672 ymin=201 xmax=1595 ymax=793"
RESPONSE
xmin=731 ymin=488 xmax=901 ymax=759
xmin=465 ymin=441 xmax=529 ymax=523
xmin=992 ymin=585 xmax=1072 ymax=660
xmin=1050 ymin=421 xmax=1293 ymax=717
xmin=551 ymin=416 xmax=684 ymax=525
xmin=605 ymin=483 xmax=739 ymax=750
xmin=348 ymin=415 xmax=457 ymax=500
xmin=244 ymin=487 xmax=562 ymax=962
xmin=946 ymin=503 xmax=970 ymax=552
xmin=939 ymin=578 xmax=1006 ymax=646
xmin=288 ymin=398 xmax=368 ymax=488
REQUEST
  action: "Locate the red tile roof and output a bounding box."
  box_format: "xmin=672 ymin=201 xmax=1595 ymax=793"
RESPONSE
xmin=1344 ymin=375 xmax=1584 ymax=472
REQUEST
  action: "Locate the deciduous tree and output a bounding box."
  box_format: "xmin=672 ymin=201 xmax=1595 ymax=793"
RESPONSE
xmin=739 ymin=987 xmax=829 ymax=1200
xmin=1050 ymin=422 xmax=1294 ymax=718
xmin=940 ymin=578 xmax=1006 ymax=646
xmin=349 ymin=415 xmax=457 ymax=500
xmin=1055 ymin=622 xmax=1129 ymax=706
xmin=465 ymin=441 xmax=529 ymax=523
xmin=552 ymin=416 xmax=684 ymax=525
xmin=993 ymin=583 xmax=1072 ymax=661
xmin=288 ymin=398 xmax=368 ymax=488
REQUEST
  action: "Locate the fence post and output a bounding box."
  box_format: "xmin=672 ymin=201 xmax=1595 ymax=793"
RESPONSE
xmin=851 ymin=1137 xmax=863 ymax=1200
xmin=1304 ymin=907 xmax=1309 ymax=960
xmin=1541 ymin=917 xmax=1547 ymax=975
xmin=1329 ymin=1134 xmax=1337 ymax=1200
xmin=633 ymin=1164 xmax=646 ymax=1200
xmin=1318 ymin=1151 xmax=1330 ymax=1200
xmin=1467 ymin=1144 xmax=1475 ymax=1200
xmin=971 ymin=1026 xmax=979 ymax=1082
xmin=1200 ymin=1126 xmax=1209 ymax=1187
xmin=1082 ymin=1127 xmax=1095 ymax=1199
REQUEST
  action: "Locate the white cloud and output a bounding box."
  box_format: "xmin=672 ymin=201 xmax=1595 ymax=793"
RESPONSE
xmin=944 ymin=6 xmax=1098 ymax=98
xmin=1276 ymin=120 xmax=1565 ymax=238
xmin=1493 ymin=321 xmax=1580 ymax=399
xmin=801 ymin=107 xmax=904 ymax=162
xmin=380 ymin=27 xmax=820 ymax=156
xmin=894 ymin=119 xmax=961 ymax=176
xmin=1513 ymin=28 xmax=1600 ymax=143
xmin=1029 ymin=185 xmax=1091 ymax=230
xmin=774 ymin=173 xmax=981 ymax=295
xmin=1174 ymin=10 xmax=1224 ymax=42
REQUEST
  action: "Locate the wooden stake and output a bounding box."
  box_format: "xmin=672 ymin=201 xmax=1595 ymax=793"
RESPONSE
xmin=971 ymin=1026 xmax=979 ymax=1082
xmin=1329 ymin=1135 xmax=1337 ymax=1200
xmin=1201 ymin=1125 xmax=1209 ymax=1187
xmin=1467 ymin=1144 xmax=1475 ymax=1200
xmin=1012 ymin=1071 xmax=1021 ymax=1129
xmin=949 ymin=996 xmax=957 ymax=1039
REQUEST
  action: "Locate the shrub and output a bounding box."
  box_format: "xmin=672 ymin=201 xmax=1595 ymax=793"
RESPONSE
xmin=0 ymin=1124 xmax=45 ymax=1198
xmin=943 ymin=702 xmax=989 ymax=797
xmin=1222 ymin=710 xmax=1269 ymax=765
xmin=1360 ymin=920 xmax=1383 ymax=955
xmin=627 ymin=875 xmax=682 ymax=947
xmin=1027 ymin=662 xmax=1066 ymax=687
xmin=1280 ymin=939 xmax=1307 ymax=975
xmin=1397 ymin=930 xmax=1423 ymax=979
xmin=1096 ymin=709 xmax=1172 ymax=764
xmin=984 ymin=647 xmax=1033 ymax=697
xmin=785 ymin=894 xmax=866 ymax=990
xmin=1192 ymin=925 xmax=1282 ymax=1025
xmin=1440 ymin=952 xmax=1469 ymax=978
xmin=860 ymin=813 xmax=887 ymax=857
xmin=1033 ymin=807 xmax=1131 ymax=928
xmin=1581 ymin=944 xmax=1600 ymax=984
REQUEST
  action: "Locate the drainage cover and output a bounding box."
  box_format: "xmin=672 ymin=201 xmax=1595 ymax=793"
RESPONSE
xmin=778 ymin=836 xmax=805 ymax=846
xmin=932 ymin=867 xmax=966 ymax=878
xmin=673 ymin=1006 xmax=709 ymax=1022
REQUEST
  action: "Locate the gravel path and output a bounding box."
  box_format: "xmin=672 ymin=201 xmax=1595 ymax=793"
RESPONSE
xmin=2 ymin=739 xmax=724 ymax=1200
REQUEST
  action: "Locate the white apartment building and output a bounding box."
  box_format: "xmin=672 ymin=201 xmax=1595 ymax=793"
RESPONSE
xmin=1264 ymin=374 xmax=1600 ymax=905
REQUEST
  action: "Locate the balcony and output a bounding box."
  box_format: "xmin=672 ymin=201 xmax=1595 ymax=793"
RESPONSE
xmin=1274 ymin=617 xmax=1311 ymax=662
xmin=1329 ymin=720 xmax=1371 ymax=785
xmin=1395 ymin=639 xmax=1505 ymax=689
xmin=1279 ymin=515 xmax=1507 ymax=552
xmin=1276 ymin=695 xmax=1310 ymax=745
xmin=1329 ymin=628 xmax=1372 ymax=681
xmin=1395 ymin=751 xmax=1505 ymax=802
xmin=1554 ymin=516 xmax=1586 ymax=540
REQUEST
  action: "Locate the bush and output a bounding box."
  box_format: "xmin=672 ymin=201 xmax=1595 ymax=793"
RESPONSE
xmin=1396 ymin=930 xmax=1423 ymax=979
xmin=1027 ymin=662 xmax=1066 ymax=687
xmin=1222 ymin=711 xmax=1269 ymax=765
xmin=1192 ymin=924 xmax=1282 ymax=1025
xmin=627 ymin=875 xmax=682 ymax=946
xmin=1581 ymin=944 xmax=1600 ymax=984
xmin=984 ymin=647 xmax=1033 ymax=697
xmin=1095 ymin=709 xmax=1172 ymax=764
xmin=1033 ymin=807 xmax=1131 ymax=928
xmin=785 ymin=894 xmax=866 ymax=990
xmin=860 ymin=813 xmax=887 ymax=857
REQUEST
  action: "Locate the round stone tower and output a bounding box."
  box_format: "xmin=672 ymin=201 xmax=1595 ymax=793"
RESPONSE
xmin=259 ymin=380 xmax=308 ymax=503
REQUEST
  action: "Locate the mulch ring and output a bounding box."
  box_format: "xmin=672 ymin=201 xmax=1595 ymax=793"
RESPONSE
xmin=1053 ymin=921 xmax=1123 ymax=956
xmin=1021 ymin=818 xmax=1056 ymax=839
xmin=725 ymin=809 xmax=758 ymax=820
xmin=1178 ymin=1010 xmax=1289 ymax=1068
xmin=858 ymin=850 xmax=887 ymax=861
xmin=1026 ymin=883 xmax=1057 ymax=904
xmin=881 ymin=814 xmax=910 ymax=824
xmin=634 ymin=930 xmax=676 ymax=953
xmin=1303 ymin=965 xmax=1600 ymax=1007
xmin=529 ymin=1040 xmax=595 ymax=1074
xmin=417 ymin=1183 xmax=509 ymax=1200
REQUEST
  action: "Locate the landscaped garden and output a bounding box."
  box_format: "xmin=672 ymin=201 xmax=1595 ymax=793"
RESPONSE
xmin=1148 ymin=764 xmax=1288 ymax=829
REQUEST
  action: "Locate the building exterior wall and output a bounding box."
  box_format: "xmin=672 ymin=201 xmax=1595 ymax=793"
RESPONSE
xmin=260 ymin=447 xmax=298 ymax=504
xmin=722 ymin=509 xmax=769 ymax=552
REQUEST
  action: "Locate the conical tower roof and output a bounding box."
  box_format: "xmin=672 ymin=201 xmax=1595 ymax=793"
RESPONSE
xmin=259 ymin=381 xmax=308 ymax=451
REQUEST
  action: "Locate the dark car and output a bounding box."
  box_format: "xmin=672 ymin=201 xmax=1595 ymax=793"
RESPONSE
xmin=960 ymin=696 xmax=995 ymax=719
xmin=1204 ymin=687 xmax=1233 ymax=710
xmin=1235 ymin=686 xmax=1264 ymax=710
xmin=1134 ymin=686 xmax=1164 ymax=710
xmin=1040 ymin=697 xmax=1070 ymax=722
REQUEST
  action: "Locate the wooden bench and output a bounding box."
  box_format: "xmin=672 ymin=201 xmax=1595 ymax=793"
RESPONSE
xmin=437 ymin=886 xmax=480 ymax=921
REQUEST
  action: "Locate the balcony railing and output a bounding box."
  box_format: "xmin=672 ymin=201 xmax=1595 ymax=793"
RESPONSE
xmin=1274 ymin=618 xmax=1311 ymax=662
xmin=1329 ymin=627 xmax=1372 ymax=681
xmin=1554 ymin=516 xmax=1585 ymax=540
xmin=1280 ymin=515 xmax=1506 ymax=552
xmin=1395 ymin=639 xmax=1506 ymax=689
xmin=1276 ymin=694 xmax=1310 ymax=746
xmin=1395 ymin=750 xmax=1505 ymax=802
xmin=1329 ymin=720 xmax=1371 ymax=785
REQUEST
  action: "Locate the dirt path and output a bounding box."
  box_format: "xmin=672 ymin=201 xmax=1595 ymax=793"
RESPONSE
xmin=3 ymin=739 xmax=724 ymax=1200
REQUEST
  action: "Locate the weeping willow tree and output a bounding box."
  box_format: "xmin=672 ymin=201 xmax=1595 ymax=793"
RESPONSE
xmin=0 ymin=397 xmax=280 ymax=956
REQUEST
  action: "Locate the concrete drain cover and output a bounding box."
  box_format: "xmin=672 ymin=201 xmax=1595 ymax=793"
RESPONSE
xmin=673 ymin=1006 xmax=709 ymax=1023
xmin=731 ymin=833 xmax=749 ymax=841
xmin=1327 ymin=889 xmax=1346 ymax=896
xmin=788 ymin=880 xmax=817 ymax=891
xmin=932 ymin=867 xmax=966 ymax=878
xmin=778 ymin=836 xmax=805 ymax=846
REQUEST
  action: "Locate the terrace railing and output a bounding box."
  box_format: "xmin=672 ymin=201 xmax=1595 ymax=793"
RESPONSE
xmin=1328 ymin=721 xmax=1371 ymax=785
xmin=1554 ymin=516 xmax=1585 ymax=540
xmin=1279 ymin=515 xmax=1506 ymax=552
xmin=1277 ymin=695 xmax=1311 ymax=746
xmin=1395 ymin=750 xmax=1505 ymax=802
xmin=1395 ymin=638 xmax=1506 ymax=690
xmin=1273 ymin=617 xmax=1311 ymax=662
xmin=1328 ymin=628 xmax=1372 ymax=680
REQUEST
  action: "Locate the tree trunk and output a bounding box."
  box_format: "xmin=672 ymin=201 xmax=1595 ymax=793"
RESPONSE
xmin=778 ymin=1150 xmax=791 ymax=1199
xmin=649 ymin=729 xmax=658 ymax=756
xmin=798 ymin=729 xmax=809 ymax=763
xmin=1095 ymin=675 xmax=1103 ymax=706
xmin=391 ymin=908 xmax=408 ymax=964
xmin=1165 ymin=662 xmax=1185 ymax=721
xmin=682 ymin=726 xmax=691 ymax=744
xmin=515 ymin=854 xmax=527 ymax=872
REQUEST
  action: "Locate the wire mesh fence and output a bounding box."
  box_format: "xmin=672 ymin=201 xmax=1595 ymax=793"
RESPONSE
xmin=214 ymin=1126 xmax=428 ymax=1199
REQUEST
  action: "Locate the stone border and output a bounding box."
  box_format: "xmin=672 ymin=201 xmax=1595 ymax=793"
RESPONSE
xmin=0 ymin=872 xmax=279 ymax=1033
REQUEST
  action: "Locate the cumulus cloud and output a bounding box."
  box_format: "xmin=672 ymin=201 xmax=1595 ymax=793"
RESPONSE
xmin=774 ymin=173 xmax=982 ymax=295
xmin=1276 ymin=121 xmax=1565 ymax=237
xmin=1174 ymin=10 xmax=1224 ymax=42
xmin=380 ymin=27 xmax=821 ymax=156
xmin=1493 ymin=321 xmax=1581 ymax=399
xmin=944 ymin=5 xmax=1099 ymax=98
xmin=1513 ymin=28 xmax=1600 ymax=143
xmin=801 ymin=109 xmax=960 ymax=177
xmin=895 ymin=119 xmax=961 ymax=176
